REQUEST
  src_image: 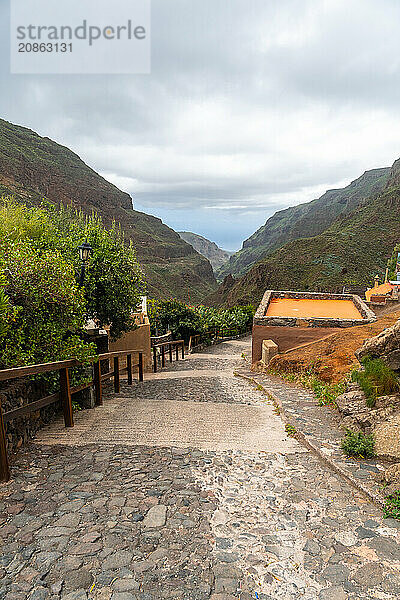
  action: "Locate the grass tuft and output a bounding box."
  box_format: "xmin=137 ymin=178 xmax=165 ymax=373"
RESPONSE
xmin=383 ymin=491 xmax=400 ymax=520
xmin=340 ymin=429 xmax=375 ymax=458
xmin=352 ymin=356 xmax=399 ymax=408
xmin=268 ymin=367 xmax=346 ymax=407
xmin=285 ymin=423 xmax=297 ymax=437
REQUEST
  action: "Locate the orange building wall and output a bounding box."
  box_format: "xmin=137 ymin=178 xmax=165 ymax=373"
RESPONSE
xmin=109 ymin=320 xmax=152 ymax=373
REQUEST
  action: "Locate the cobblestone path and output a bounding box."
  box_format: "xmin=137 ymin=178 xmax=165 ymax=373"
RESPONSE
xmin=1 ymin=337 xmax=400 ymax=600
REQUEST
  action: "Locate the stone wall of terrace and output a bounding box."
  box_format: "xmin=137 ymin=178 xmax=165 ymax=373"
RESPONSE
xmin=254 ymin=290 xmax=376 ymax=328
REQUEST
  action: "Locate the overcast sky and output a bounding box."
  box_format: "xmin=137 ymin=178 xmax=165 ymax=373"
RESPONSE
xmin=1 ymin=0 xmax=400 ymax=250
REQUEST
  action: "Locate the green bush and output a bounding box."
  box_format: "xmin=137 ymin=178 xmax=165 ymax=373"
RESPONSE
xmin=340 ymin=430 xmax=375 ymax=458
xmin=147 ymin=299 xmax=205 ymax=343
xmin=310 ymin=377 xmax=346 ymax=406
xmin=383 ymin=491 xmax=400 ymax=520
xmin=387 ymin=244 xmax=400 ymax=281
xmin=0 ymin=238 xmax=94 ymax=368
xmin=352 ymin=356 xmax=399 ymax=408
xmin=0 ymin=198 xmax=145 ymax=341
xmin=147 ymin=299 xmax=255 ymax=343
xmin=195 ymin=304 xmax=254 ymax=335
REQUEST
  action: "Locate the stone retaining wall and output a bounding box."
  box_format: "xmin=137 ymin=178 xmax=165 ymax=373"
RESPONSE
xmin=252 ymin=290 xmax=376 ymax=364
xmin=254 ymin=290 xmax=375 ymax=327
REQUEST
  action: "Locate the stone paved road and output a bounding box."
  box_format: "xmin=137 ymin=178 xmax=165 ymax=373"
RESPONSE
xmin=1 ymin=337 xmax=400 ymax=600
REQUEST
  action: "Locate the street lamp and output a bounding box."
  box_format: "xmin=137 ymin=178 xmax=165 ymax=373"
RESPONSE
xmin=77 ymin=241 xmax=93 ymax=287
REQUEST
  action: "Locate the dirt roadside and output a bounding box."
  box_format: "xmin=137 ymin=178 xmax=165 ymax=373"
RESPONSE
xmin=269 ymin=309 xmax=400 ymax=383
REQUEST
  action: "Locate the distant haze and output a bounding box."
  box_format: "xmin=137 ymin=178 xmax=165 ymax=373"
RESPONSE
xmin=2 ymin=0 xmax=400 ymax=250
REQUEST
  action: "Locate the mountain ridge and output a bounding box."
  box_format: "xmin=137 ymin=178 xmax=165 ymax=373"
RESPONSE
xmin=0 ymin=118 xmax=217 ymax=302
xmin=207 ymin=160 xmax=399 ymax=307
xmin=178 ymin=231 xmax=232 ymax=272
xmin=216 ymin=167 xmax=390 ymax=280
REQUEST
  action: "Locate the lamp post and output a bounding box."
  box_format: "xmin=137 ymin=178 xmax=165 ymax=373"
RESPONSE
xmin=77 ymin=241 xmax=93 ymax=287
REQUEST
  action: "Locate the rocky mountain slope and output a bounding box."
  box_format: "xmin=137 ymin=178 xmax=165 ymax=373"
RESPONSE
xmin=207 ymin=159 xmax=400 ymax=307
xmin=0 ymin=119 xmax=217 ymax=302
xmin=178 ymin=231 xmax=232 ymax=272
xmin=217 ymin=168 xmax=389 ymax=280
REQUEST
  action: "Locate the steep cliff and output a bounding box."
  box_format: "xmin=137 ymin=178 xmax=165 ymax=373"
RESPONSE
xmin=178 ymin=231 xmax=232 ymax=272
xmin=208 ymin=159 xmax=400 ymax=307
xmin=217 ymin=167 xmax=389 ymax=280
xmin=0 ymin=119 xmax=217 ymax=302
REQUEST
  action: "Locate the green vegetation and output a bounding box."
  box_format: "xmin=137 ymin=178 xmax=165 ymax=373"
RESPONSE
xmin=351 ymin=356 xmax=399 ymax=408
xmin=148 ymin=298 xmax=254 ymax=343
xmin=0 ymin=118 xmax=217 ymax=303
xmin=0 ymin=198 xmax=145 ymax=368
xmin=310 ymin=377 xmax=346 ymax=406
xmin=268 ymin=367 xmax=346 ymax=406
xmin=387 ymin=244 xmax=400 ymax=280
xmin=383 ymin=491 xmax=400 ymax=520
xmin=340 ymin=430 xmax=375 ymax=458
xmin=216 ymin=167 xmax=389 ymax=281
xmin=285 ymin=424 xmax=297 ymax=437
xmin=211 ymin=163 xmax=400 ymax=306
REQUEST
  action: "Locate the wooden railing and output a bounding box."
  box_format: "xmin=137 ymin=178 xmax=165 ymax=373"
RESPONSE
xmin=188 ymin=326 xmax=252 ymax=352
xmin=152 ymin=340 xmax=184 ymax=372
xmin=0 ymin=349 xmax=144 ymax=483
xmin=188 ymin=331 xmax=215 ymax=353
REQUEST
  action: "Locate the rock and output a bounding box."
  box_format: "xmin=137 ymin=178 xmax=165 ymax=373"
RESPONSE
xmin=112 ymin=578 xmax=139 ymax=592
xmin=50 ymin=581 xmax=63 ymax=594
xmin=216 ymin=538 xmax=233 ymax=550
xmin=352 ymin=562 xmax=384 ymax=587
xmin=374 ymin=414 xmax=400 ymax=459
xmin=303 ymin=539 xmax=320 ymax=555
xmin=130 ymin=513 xmax=144 ymax=523
xmin=214 ymin=578 xmax=238 ymax=593
xmin=215 ymin=552 xmax=239 ymax=563
xmin=62 ymin=591 xmax=88 ymax=600
xmin=334 ymin=531 xmax=357 ymax=547
xmin=355 ymin=526 xmax=377 ymax=539
xmin=37 ymin=527 xmax=74 ymax=538
xmin=384 ymin=463 xmax=400 ymax=483
xmin=29 ymin=588 xmax=49 ymax=600
xmin=336 ymin=391 xmax=366 ymax=415
xmin=142 ymin=505 xmax=167 ymax=528
xmin=385 ymin=349 xmax=400 ymax=370
xmin=356 ymin=318 xmax=400 ymax=366
xmin=64 ymin=569 xmax=93 ymax=591
xmin=368 ymin=536 xmax=400 ymax=560
xmin=319 ymin=587 xmax=347 ymax=600
xmin=102 ymin=551 xmax=133 ymax=570
xmin=322 ymin=564 xmax=350 ymax=584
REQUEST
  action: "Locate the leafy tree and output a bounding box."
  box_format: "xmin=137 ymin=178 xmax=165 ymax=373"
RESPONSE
xmin=148 ymin=299 xmax=254 ymax=342
xmin=0 ymin=238 xmax=93 ymax=368
xmin=147 ymin=299 xmax=205 ymax=343
xmin=388 ymin=244 xmax=400 ymax=280
xmin=0 ymin=270 xmax=14 ymax=341
xmin=0 ymin=198 xmax=145 ymax=340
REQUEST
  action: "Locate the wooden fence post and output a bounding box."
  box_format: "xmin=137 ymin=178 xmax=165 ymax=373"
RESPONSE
xmin=93 ymin=360 xmax=103 ymax=406
xmin=181 ymin=342 xmax=185 ymax=359
xmin=169 ymin=343 xmax=173 ymax=363
xmin=153 ymin=347 xmax=157 ymax=372
xmin=138 ymin=353 xmax=144 ymax=382
xmin=114 ymin=357 xmax=120 ymax=393
xmin=161 ymin=346 xmax=165 ymax=368
xmin=60 ymin=367 xmax=74 ymax=428
xmin=0 ymin=399 xmax=10 ymax=482
xmin=175 ymin=344 xmax=179 ymax=361
xmin=127 ymin=354 xmax=133 ymax=385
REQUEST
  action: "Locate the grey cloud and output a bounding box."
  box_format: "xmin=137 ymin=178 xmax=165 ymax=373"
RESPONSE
xmin=0 ymin=0 xmax=400 ymax=249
